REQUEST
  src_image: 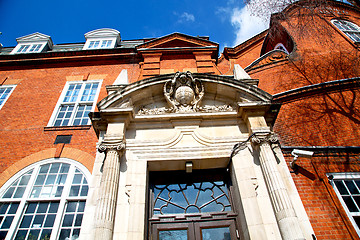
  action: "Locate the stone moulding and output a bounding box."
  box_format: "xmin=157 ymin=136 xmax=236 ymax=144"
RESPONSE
xmin=245 ymin=49 xmax=288 ymax=72
xmin=96 ymin=73 xmax=273 ymax=111
xmin=137 ymin=104 xmax=234 ymax=115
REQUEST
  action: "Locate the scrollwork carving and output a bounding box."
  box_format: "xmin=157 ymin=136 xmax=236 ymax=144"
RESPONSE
xmin=137 ymin=104 xmax=234 ymax=115
xmin=250 ymin=132 xmax=278 ymax=145
xmin=98 ymin=140 xmax=126 ymax=153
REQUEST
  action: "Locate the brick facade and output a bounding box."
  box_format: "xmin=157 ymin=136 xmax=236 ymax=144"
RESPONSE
xmin=0 ymin=1 xmax=359 ymax=239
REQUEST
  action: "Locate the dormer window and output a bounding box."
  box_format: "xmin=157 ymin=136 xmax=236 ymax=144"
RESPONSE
xmin=83 ymin=28 xmax=120 ymax=50
xmin=332 ymin=19 xmax=360 ymax=42
xmin=87 ymin=40 xmax=113 ymax=49
xmin=101 ymin=40 xmax=112 ymax=48
xmin=11 ymin=32 xmax=53 ymax=54
xmin=17 ymin=44 xmax=43 ymax=53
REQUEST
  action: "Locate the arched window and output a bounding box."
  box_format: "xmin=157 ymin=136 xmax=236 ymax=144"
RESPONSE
xmin=0 ymin=158 xmax=90 ymax=240
xmin=332 ymin=19 xmax=360 ymax=42
xmin=274 ymin=43 xmax=289 ymax=54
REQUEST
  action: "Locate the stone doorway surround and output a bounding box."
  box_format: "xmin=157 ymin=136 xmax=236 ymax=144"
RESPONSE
xmin=80 ymin=71 xmax=315 ymax=240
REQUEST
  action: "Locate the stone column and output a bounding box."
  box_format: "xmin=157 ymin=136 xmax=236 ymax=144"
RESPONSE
xmin=251 ymin=132 xmax=305 ymax=240
xmin=93 ymin=139 xmax=125 ymax=240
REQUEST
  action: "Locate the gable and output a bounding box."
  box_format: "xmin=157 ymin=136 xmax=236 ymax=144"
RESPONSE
xmin=16 ymin=32 xmax=52 ymax=44
xmin=136 ymin=33 xmax=218 ymax=50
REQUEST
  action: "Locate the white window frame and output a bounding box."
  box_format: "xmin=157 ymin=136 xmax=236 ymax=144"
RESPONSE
xmin=47 ymin=80 xmax=102 ymax=127
xmin=0 ymin=158 xmax=91 ymax=240
xmin=327 ymin=172 xmax=360 ymax=236
xmin=331 ymin=19 xmax=360 ymax=42
xmin=0 ymin=85 xmax=16 ymax=110
xmin=83 ymin=38 xmax=115 ymax=50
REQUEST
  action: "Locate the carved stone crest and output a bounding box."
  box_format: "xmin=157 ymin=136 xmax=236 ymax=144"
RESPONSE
xmin=137 ymin=72 xmax=235 ymax=115
xmin=164 ymin=71 xmax=204 ymax=113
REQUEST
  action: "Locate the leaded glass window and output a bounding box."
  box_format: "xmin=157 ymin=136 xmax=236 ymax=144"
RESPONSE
xmin=50 ymin=81 xmax=101 ymax=127
xmin=0 ymin=159 xmax=90 ymax=240
xmin=153 ymin=181 xmax=232 ymax=215
xmin=149 ymin=169 xmax=238 ymax=240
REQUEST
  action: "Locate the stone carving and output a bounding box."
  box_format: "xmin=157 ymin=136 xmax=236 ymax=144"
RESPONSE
xmin=137 ymin=104 xmax=234 ymax=115
xmin=199 ymin=104 xmax=233 ymax=112
xmin=164 ymin=71 xmax=204 ymax=113
xmin=98 ymin=140 xmax=126 ymax=153
xmin=137 ymin=72 xmax=235 ymax=115
xmin=137 ymin=107 xmax=172 ymax=115
xmin=250 ymin=132 xmax=278 ymax=145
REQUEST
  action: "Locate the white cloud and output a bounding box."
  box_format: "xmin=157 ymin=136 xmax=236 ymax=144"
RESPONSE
xmin=175 ymin=12 xmax=195 ymax=23
xmin=231 ymin=6 xmax=268 ymax=46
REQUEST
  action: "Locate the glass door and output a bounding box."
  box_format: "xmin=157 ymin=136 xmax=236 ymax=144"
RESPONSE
xmin=149 ymin=169 xmax=239 ymax=240
xmin=153 ymin=220 xmax=237 ymax=240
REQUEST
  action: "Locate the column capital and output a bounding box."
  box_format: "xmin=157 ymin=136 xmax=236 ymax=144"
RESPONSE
xmin=98 ymin=139 xmax=126 ymax=154
xmin=250 ymin=132 xmax=278 ymax=145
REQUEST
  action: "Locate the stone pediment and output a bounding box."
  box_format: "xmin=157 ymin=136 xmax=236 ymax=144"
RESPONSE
xmin=136 ymin=33 xmax=218 ymax=50
xmin=98 ymin=72 xmax=274 ymax=117
xmin=16 ymin=32 xmax=53 ymax=45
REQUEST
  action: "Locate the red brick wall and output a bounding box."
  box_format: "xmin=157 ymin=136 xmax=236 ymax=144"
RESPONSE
xmin=0 ymin=63 xmax=140 ymax=181
xmin=285 ymin=154 xmax=360 ymax=239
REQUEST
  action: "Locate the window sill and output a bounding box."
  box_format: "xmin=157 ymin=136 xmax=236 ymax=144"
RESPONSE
xmin=44 ymin=125 xmax=91 ymax=131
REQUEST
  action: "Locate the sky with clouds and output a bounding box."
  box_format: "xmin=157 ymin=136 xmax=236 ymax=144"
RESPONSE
xmin=0 ymin=0 xmax=269 ymax=52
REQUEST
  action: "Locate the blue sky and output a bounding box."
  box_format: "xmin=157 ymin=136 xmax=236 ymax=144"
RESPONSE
xmin=0 ymin=0 xmax=269 ymax=52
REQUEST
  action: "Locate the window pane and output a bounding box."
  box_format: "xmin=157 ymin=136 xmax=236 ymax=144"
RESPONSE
xmin=62 ymin=215 xmax=74 ymax=227
xmin=345 ymin=180 xmax=359 ymax=194
xmin=343 ymin=196 xmax=358 ymax=212
xmin=202 ymin=227 xmax=231 ymax=240
xmin=69 ymin=186 xmax=80 ymax=197
xmin=59 ymin=229 xmax=71 ymax=240
xmin=1 ymin=216 xmax=14 ymax=229
xmin=159 ymin=229 xmax=188 ymax=240
xmin=31 ymin=163 xmax=69 ymax=199
xmin=335 ymin=181 xmax=349 ymax=195
xmin=44 ymin=214 xmax=56 ymax=227
xmin=28 ymin=229 xmax=40 ymax=240
xmin=14 ymin=230 xmax=27 ymax=240
xmin=0 ymin=204 xmax=8 ymax=214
